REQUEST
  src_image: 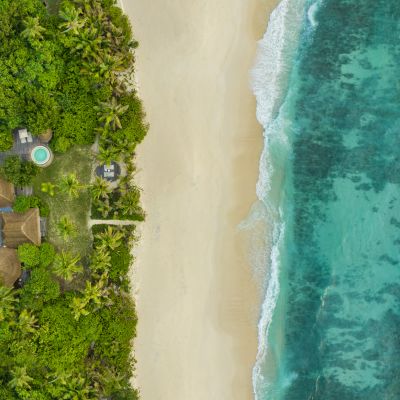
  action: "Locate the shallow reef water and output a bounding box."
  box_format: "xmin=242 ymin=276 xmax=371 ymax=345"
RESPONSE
xmin=254 ymin=0 xmax=400 ymax=398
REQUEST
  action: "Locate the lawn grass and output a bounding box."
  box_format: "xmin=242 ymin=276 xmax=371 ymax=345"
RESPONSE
xmin=46 ymin=0 xmax=61 ymax=14
xmin=32 ymin=145 xmax=94 ymax=261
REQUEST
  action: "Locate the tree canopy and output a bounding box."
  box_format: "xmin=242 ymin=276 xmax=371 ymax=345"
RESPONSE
xmin=0 ymin=0 xmax=146 ymax=154
xmin=0 ymin=1 xmax=143 ymax=398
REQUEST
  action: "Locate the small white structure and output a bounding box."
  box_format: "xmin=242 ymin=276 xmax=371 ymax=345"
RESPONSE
xmin=18 ymin=128 xmax=28 ymax=143
xmin=18 ymin=129 xmax=33 ymax=144
xmin=104 ymin=164 xmax=115 ymax=178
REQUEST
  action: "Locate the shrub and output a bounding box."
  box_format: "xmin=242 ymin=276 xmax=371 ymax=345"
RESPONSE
xmin=24 ymin=88 xmax=60 ymax=136
xmin=116 ymin=186 xmax=145 ymax=221
xmin=39 ymin=243 xmax=56 ymax=267
xmin=91 ymin=224 xmax=108 ymax=236
xmin=109 ymin=244 xmax=131 ymax=282
xmin=52 ymin=136 xmax=72 ymax=153
xmin=13 ymin=195 xmax=50 ymax=217
xmin=1 ymin=156 xmax=39 ymax=186
xmin=35 ymin=299 xmax=102 ymax=371
xmin=0 ymin=387 xmax=16 ymax=400
xmin=0 ymin=127 xmax=13 ymax=151
xmin=20 ymin=268 xmax=60 ymax=310
xmin=17 ymin=244 xmax=40 ymax=268
xmin=95 ymin=293 xmax=137 ymax=371
xmin=110 ymin=388 xmax=140 ymax=400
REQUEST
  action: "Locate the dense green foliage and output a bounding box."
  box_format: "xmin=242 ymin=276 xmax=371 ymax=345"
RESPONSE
xmin=0 ymin=0 xmax=146 ymax=153
xmin=13 ymin=195 xmax=50 ymax=216
xmin=3 ymin=231 xmax=139 ymax=398
xmin=0 ymin=0 xmax=145 ymax=398
xmin=0 ymin=157 xmax=39 ymax=186
xmin=17 ymin=244 xmax=40 ymax=268
xmin=19 ymin=267 xmax=61 ymax=310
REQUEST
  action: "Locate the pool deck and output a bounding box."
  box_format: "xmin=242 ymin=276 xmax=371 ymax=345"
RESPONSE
xmin=0 ymin=131 xmax=44 ymax=165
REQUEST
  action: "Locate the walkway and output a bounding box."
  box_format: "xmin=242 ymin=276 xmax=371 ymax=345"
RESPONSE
xmin=88 ymin=219 xmax=136 ymax=228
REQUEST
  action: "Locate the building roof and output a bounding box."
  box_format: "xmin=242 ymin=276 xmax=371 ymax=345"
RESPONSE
xmin=0 ymin=248 xmax=21 ymax=287
xmin=39 ymin=128 xmax=53 ymax=143
xmin=1 ymin=208 xmax=41 ymax=248
xmin=0 ymin=178 xmax=15 ymax=208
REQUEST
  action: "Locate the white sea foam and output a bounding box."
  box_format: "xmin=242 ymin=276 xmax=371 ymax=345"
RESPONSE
xmin=238 ymin=201 xmax=273 ymax=286
xmin=252 ymin=219 xmax=285 ymax=399
xmin=251 ymin=0 xmax=306 ymax=130
xmin=252 ymin=0 xmax=306 ymax=202
xmin=307 ymin=0 xmax=325 ymax=28
xmin=250 ymin=0 xmax=308 ymax=398
xmin=307 ymin=2 xmax=319 ymax=27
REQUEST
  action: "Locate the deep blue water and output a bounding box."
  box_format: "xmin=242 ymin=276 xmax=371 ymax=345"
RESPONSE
xmin=253 ymin=0 xmax=400 ymax=398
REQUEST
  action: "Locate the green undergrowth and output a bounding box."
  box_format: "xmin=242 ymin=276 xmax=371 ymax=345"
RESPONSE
xmin=32 ymin=145 xmax=93 ymax=259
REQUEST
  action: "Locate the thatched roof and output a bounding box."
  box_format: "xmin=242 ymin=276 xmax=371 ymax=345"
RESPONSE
xmin=0 ymin=178 xmax=15 ymax=208
xmin=0 ymin=248 xmax=21 ymax=287
xmin=1 ymin=208 xmax=41 ymax=248
xmin=39 ymin=128 xmax=53 ymax=143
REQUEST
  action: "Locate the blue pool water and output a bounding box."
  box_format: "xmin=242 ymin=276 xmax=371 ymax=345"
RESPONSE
xmin=251 ymin=0 xmax=400 ymax=398
xmin=32 ymin=146 xmax=50 ymax=164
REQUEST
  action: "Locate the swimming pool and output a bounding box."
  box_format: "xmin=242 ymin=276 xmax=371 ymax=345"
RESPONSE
xmin=31 ymin=145 xmax=52 ymax=166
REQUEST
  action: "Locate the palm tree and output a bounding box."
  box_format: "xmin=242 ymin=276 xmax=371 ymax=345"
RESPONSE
xmin=58 ymin=173 xmax=83 ymax=199
xmin=57 ymin=216 xmax=77 ymax=241
xmin=46 ymin=371 xmax=70 ymax=386
xmin=82 ymin=281 xmax=103 ymax=307
xmin=90 ymin=365 xmax=125 ymax=395
xmin=41 ymin=182 xmax=56 ymax=197
xmin=47 ymin=371 xmax=93 ymax=397
xmin=95 ymin=226 xmax=124 ymax=251
xmin=61 ymin=375 xmax=93 ymax=398
xmin=82 ymin=273 xmax=111 ymax=308
xmin=0 ymin=286 xmax=18 ymax=322
xmin=113 ymin=136 xmax=133 ymax=156
xmin=96 ymin=53 xmax=126 ymax=78
xmin=59 ymin=5 xmax=86 ymax=34
xmin=53 ymin=251 xmax=83 ymax=282
xmin=94 ymin=198 xmax=111 ymax=219
xmin=8 ymin=367 xmax=33 ymax=390
xmin=91 ymin=177 xmax=111 ymax=201
xmin=90 ymin=248 xmax=111 ymax=274
xmin=21 ymin=16 xmax=46 ymax=42
xmin=117 ymin=175 xmax=130 ymax=195
xmin=97 ymin=146 xmax=120 ymax=165
xmin=70 ymin=26 xmax=102 ymax=60
xmin=81 ymin=53 xmax=126 ymax=81
xmin=70 ymin=296 xmax=89 ymax=321
xmin=95 ymin=97 xmax=129 ymax=131
xmin=117 ymin=186 xmax=144 ymax=219
xmin=17 ymin=309 xmax=38 ymax=335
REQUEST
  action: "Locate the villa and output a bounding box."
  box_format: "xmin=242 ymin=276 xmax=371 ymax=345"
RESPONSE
xmin=0 ymin=248 xmax=21 ymax=287
xmin=0 ymin=178 xmax=15 ymax=207
xmin=1 ymin=208 xmax=41 ymax=248
xmin=0 ymin=127 xmax=52 ymax=288
xmin=0 ymin=179 xmax=42 ymax=287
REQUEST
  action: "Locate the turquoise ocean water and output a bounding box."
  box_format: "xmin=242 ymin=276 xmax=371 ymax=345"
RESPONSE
xmin=250 ymin=0 xmax=400 ymax=398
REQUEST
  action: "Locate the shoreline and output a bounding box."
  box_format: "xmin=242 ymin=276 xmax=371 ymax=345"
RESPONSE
xmin=124 ymin=0 xmax=279 ymax=398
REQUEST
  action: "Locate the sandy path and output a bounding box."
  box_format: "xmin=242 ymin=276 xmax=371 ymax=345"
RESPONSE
xmin=122 ymin=0 xmax=278 ymax=399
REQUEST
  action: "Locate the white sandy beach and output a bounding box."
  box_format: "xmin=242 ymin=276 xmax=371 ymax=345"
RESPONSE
xmin=123 ymin=0 xmax=278 ymax=399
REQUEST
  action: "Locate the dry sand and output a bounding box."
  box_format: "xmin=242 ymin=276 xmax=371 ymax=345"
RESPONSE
xmin=122 ymin=0 xmax=278 ymax=399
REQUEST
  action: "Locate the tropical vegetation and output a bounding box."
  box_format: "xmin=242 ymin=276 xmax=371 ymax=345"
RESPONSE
xmin=0 ymin=0 xmax=147 ymax=398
